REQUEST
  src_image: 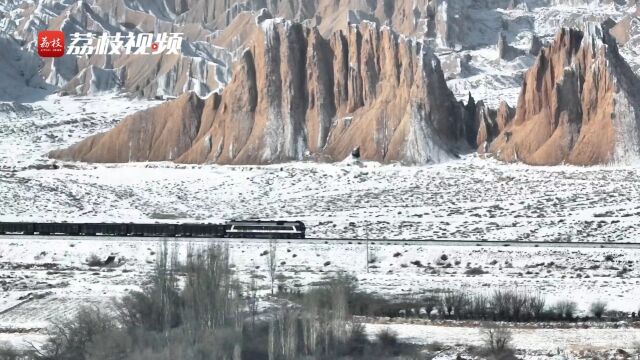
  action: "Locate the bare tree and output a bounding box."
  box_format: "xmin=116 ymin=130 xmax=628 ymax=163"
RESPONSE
xmin=471 ymin=293 xmax=489 ymax=320
xmin=441 ymin=291 xmax=456 ymax=317
xmin=555 ymin=300 xmax=577 ymax=320
xmin=250 ymin=272 xmax=259 ymax=330
xmin=590 ymin=300 xmax=607 ymax=319
xmin=267 ymin=238 xmax=278 ymax=295
xmin=267 ymin=306 xmax=300 ymax=360
xmin=423 ymin=295 xmax=438 ymax=319
xmin=528 ymin=292 xmax=546 ymax=320
xmin=491 ymin=289 xmax=510 ymax=321
xmin=507 ymin=288 xmax=528 ymax=321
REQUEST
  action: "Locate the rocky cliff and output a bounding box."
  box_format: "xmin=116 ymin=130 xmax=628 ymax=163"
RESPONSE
xmin=488 ymin=25 xmax=640 ymax=165
xmin=49 ymin=92 xmax=206 ymax=162
xmin=50 ymin=19 xmax=477 ymax=165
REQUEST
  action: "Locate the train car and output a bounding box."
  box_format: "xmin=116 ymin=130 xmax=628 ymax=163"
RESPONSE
xmin=34 ymin=222 xmax=80 ymax=235
xmin=224 ymin=220 xmax=305 ymax=239
xmin=179 ymin=223 xmax=226 ymax=237
xmin=127 ymin=223 xmax=177 ymax=237
xmin=0 ymin=222 xmax=35 ymax=235
xmin=80 ymin=223 xmax=128 ymax=236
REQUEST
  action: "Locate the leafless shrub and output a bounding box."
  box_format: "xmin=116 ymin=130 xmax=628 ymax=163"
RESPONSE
xmin=376 ymin=328 xmax=399 ymax=355
xmin=440 ymin=290 xmax=470 ymax=319
xmin=85 ymin=328 xmax=134 ymax=360
xmin=528 ymin=292 xmax=546 ymax=320
xmin=268 ymin=307 xmax=301 ymax=360
xmin=35 ymin=306 xmax=117 ymax=360
xmin=491 ymin=289 xmax=511 ymax=321
xmin=489 ymin=288 xmax=543 ymax=322
xmin=117 ymin=241 xmax=182 ymax=332
xmin=507 ymin=289 xmax=528 ymax=321
xmin=180 ymin=242 xmax=244 ymax=332
xmin=441 ymin=291 xmax=457 ymax=317
xmin=481 ymin=323 xmax=512 ymax=353
xmin=555 ymin=300 xmax=578 ymax=320
xmin=423 ymin=295 xmax=439 ymax=319
xmin=86 ymin=254 xmax=103 ymax=267
xmin=471 ymin=293 xmax=490 ymax=320
xmin=346 ymin=323 xmax=368 ymax=356
xmin=0 ymin=343 xmax=24 ymax=360
xmin=453 ymin=292 xmax=470 ymax=320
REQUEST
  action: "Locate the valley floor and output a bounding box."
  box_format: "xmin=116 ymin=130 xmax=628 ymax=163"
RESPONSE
xmin=1 ymin=237 xmax=640 ymax=356
xmin=1 ymin=95 xmax=640 ymax=357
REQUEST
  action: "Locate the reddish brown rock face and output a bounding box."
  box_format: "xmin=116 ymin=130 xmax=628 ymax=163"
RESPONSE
xmin=489 ymin=26 xmax=640 ymax=165
xmin=476 ymin=101 xmax=514 ymax=153
xmin=49 ymin=92 xmax=206 ymax=162
xmin=50 ymin=21 xmax=476 ymax=165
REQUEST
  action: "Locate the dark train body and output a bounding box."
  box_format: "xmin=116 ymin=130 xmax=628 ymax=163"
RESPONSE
xmin=225 ymin=220 xmax=305 ymax=239
xmin=0 ymin=220 xmax=304 ymax=239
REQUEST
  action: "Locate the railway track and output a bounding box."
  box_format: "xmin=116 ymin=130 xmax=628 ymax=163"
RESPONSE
xmin=1 ymin=234 xmax=639 ymax=249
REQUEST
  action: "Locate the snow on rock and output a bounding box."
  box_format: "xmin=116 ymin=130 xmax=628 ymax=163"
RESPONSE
xmin=49 ymin=21 xmax=478 ymax=165
xmin=489 ymin=25 xmax=640 ymax=165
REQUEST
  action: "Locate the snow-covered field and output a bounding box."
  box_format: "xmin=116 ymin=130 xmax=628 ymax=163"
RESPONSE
xmin=366 ymin=323 xmax=640 ymax=354
xmin=1 ymin=236 xmax=640 ymax=351
xmin=2 ymin=158 xmax=640 ymax=242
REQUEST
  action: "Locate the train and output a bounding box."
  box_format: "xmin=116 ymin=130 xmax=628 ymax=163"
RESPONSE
xmin=0 ymin=220 xmax=305 ymax=239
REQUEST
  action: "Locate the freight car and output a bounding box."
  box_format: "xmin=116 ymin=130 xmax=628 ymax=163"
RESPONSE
xmin=34 ymin=222 xmax=81 ymax=235
xmin=81 ymin=223 xmax=128 ymax=236
xmin=0 ymin=222 xmax=35 ymax=235
xmin=180 ymin=223 xmax=226 ymax=237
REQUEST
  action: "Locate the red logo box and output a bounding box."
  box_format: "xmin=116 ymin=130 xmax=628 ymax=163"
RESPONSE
xmin=37 ymin=30 xmax=65 ymax=57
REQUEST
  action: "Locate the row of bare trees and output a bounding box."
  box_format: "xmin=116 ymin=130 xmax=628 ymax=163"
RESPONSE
xmin=26 ymin=242 xmax=416 ymax=360
xmin=412 ymin=289 xmax=613 ymax=322
xmin=344 ymin=287 xmax=594 ymax=322
xmin=267 ymin=278 xmax=352 ymax=360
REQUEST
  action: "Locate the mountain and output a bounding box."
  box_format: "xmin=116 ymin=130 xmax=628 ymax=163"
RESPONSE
xmin=488 ymin=25 xmax=640 ymax=165
xmin=3 ymin=0 xmax=640 ymax=165
xmin=50 ymin=19 xmax=477 ymax=164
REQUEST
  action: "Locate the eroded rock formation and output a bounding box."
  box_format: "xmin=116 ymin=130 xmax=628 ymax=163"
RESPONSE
xmin=497 ymin=32 xmax=525 ymax=61
xmin=49 ymin=92 xmax=206 ymax=162
xmin=477 ymin=101 xmax=514 ymax=153
xmin=50 ymin=20 xmax=477 ymax=165
xmin=488 ymin=26 xmax=640 ymax=165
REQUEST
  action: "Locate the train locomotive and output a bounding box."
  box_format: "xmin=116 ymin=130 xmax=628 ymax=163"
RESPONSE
xmin=0 ymin=220 xmax=305 ymax=239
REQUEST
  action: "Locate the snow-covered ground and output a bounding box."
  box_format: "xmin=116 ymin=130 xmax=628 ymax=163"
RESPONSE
xmin=1 ymin=237 xmax=640 ymax=352
xmin=2 ymin=158 xmax=640 ymax=242
xmin=0 ymin=94 xmax=639 ymax=243
xmin=0 ymin=95 xmax=159 ymax=168
xmin=366 ymin=323 xmax=640 ymax=354
xmin=443 ymin=2 xmax=639 ymax=107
